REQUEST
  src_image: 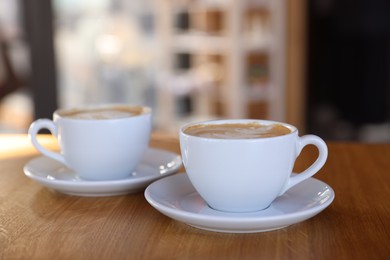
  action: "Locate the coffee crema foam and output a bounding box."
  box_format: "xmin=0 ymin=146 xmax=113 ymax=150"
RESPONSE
xmin=60 ymin=106 xmax=144 ymax=120
xmin=184 ymin=123 xmax=291 ymax=139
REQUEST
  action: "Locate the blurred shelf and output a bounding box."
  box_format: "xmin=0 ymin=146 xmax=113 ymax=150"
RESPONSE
xmin=155 ymin=0 xmax=286 ymax=133
xmin=173 ymin=32 xmax=228 ymax=54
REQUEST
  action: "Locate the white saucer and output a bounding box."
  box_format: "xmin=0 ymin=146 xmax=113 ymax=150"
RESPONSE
xmin=24 ymin=148 xmax=182 ymax=197
xmin=145 ymin=173 xmax=335 ymax=233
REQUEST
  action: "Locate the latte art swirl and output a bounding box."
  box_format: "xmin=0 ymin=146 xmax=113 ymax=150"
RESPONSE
xmin=67 ymin=110 xmax=135 ymax=120
xmin=184 ymin=123 xmax=291 ymax=139
xmin=59 ymin=106 xmax=144 ymax=120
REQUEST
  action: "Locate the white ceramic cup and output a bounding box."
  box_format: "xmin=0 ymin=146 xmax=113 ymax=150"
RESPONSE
xmin=180 ymin=119 xmax=328 ymax=213
xmin=28 ymin=104 xmax=152 ymax=181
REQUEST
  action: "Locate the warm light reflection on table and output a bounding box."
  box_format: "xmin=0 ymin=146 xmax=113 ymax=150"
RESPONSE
xmin=0 ymin=135 xmax=58 ymax=160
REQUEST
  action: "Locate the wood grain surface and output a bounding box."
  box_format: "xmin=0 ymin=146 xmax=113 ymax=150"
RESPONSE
xmin=0 ymin=134 xmax=389 ymax=259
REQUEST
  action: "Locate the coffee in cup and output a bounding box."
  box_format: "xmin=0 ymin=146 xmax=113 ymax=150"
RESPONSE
xmin=183 ymin=122 xmax=291 ymax=139
xmin=59 ymin=106 xmax=144 ymax=120
xmin=29 ymin=104 xmax=152 ymax=181
xmin=180 ymin=119 xmax=328 ymax=213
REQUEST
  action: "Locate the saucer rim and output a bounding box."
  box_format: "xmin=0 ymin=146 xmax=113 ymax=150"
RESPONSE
xmin=23 ymin=147 xmax=182 ymax=195
xmin=144 ymin=173 xmax=335 ymax=232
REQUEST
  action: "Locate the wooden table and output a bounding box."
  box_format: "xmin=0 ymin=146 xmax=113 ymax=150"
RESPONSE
xmin=0 ymin=134 xmax=389 ymax=259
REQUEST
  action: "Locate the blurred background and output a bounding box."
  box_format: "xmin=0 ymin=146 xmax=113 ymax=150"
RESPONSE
xmin=0 ymin=0 xmax=389 ymax=142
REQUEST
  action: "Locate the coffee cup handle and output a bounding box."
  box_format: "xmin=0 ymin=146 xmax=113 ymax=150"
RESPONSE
xmin=28 ymin=119 xmax=67 ymax=165
xmin=279 ymin=135 xmax=328 ymax=195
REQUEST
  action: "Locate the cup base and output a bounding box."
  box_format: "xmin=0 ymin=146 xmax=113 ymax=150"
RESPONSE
xmin=206 ymin=203 xmax=272 ymax=213
xmin=77 ymin=172 xmax=132 ymax=181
